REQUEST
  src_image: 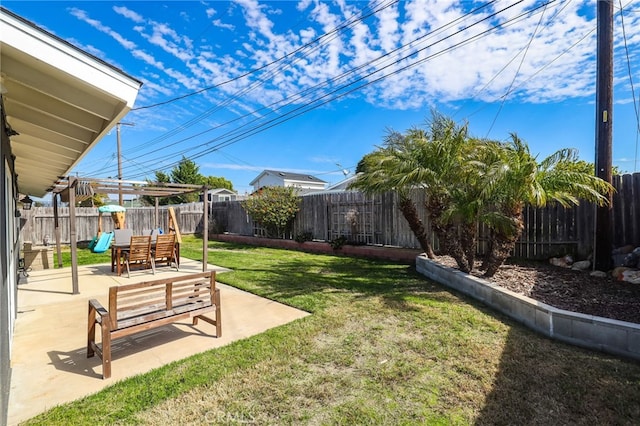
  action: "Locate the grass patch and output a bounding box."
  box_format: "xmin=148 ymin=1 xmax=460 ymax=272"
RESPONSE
xmin=52 ymin=245 xmax=111 ymax=267
xmin=25 ymin=236 xmax=640 ymax=425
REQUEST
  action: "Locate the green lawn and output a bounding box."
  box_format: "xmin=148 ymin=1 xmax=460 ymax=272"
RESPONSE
xmin=26 ymin=236 xmax=640 ymax=425
xmin=53 ymin=245 xmax=111 ymax=267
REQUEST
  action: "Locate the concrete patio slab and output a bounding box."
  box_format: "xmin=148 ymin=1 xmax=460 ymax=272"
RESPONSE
xmin=8 ymin=259 xmax=309 ymax=425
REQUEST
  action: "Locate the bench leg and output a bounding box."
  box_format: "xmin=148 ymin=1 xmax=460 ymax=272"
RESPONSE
xmin=192 ymin=290 xmax=222 ymax=337
xmin=87 ymin=303 xmax=96 ymax=358
xmin=215 ymin=288 xmax=222 ymax=338
xmin=101 ymin=321 xmax=112 ymax=379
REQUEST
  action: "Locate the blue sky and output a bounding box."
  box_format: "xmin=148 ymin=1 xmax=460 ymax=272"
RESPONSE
xmin=6 ymin=0 xmax=640 ymax=194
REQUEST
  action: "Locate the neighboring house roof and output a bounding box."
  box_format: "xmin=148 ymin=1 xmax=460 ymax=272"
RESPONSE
xmin=325 ymin=173 xmax=360 ymax=191
xmin=209 ymin=188 xmax=237 ymax=195
xmin=249 ymin=169 xmax=326 ymax=186
xmin=1 ymin=7 xmax=142 ymax=197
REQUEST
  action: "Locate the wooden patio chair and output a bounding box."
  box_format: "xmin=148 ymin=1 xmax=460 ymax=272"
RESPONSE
xmin=153 ymin=233 xmax=179 ymax=271
xmin=111 ymin=229 xmax=134 ymax=272
xmin=123 ymin=235 xmax=155 ymax=278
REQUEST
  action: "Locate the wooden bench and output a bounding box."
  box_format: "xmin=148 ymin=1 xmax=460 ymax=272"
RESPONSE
xmin=87 ymin=271 xmax=221 ymax=379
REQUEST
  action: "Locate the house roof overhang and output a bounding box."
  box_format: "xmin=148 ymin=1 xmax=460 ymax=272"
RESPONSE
xmin=1 ymin=7 xmax=142 ymax=197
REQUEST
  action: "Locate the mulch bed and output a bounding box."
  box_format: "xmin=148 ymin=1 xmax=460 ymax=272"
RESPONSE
xmin=433 ymin=256 xmax=640 ymax=324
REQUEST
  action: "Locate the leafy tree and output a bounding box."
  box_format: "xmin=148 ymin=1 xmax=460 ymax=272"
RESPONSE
xmin=203 ymin=176 xmax=234 ymax=190
xmin=171 ymin=157 xmax=203 ymax=203
xmin=142 ymin=170 xmax=172 ymax=206
xmin=155 ymin=170 xmax=171 ymax=183
xmin=142 ymin=158 xmax=234 ymax=205
xmin=242 ymin=186 xmax=301 ymax=238
xmin=352 ymin=113 xmax=481 ymax=270
xmin=553 ymin=159 xmax=621 ymax=176
xmin=383 ymin=114 xmax=476 ymax=272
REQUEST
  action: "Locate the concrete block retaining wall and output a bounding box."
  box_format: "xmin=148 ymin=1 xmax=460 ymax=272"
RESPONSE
xmin=416 ymin=255 xmax=640 ymax=361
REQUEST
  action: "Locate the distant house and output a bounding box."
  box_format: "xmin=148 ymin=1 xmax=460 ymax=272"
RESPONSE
xmin=200 ymin=188 xmax=242 ymax=202
xmin=249 ymin=170 xmax=326 ymax=195
xmin=324 ymin=173 xmax=360 ymax=192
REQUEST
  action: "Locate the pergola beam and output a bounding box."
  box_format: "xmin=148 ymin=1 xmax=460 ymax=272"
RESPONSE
xmin=52 ymin=176 xmax=211 ymax=294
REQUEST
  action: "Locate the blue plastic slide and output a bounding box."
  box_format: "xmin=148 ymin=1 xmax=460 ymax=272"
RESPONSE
xmin=92 ymin=232 xmax=114 ymax=253
xmin=88 ymin=236 xmax=98 ymax=251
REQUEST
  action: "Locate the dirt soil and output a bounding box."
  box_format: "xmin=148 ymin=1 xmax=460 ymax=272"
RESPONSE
xmin=434 ymin=256 xmax=640 ymax=324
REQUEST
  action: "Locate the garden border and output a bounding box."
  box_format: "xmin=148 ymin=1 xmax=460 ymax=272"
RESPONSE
xmin=416 ymin=255 xmax=640 ymax=361
xmin=211 ymin=234 xmax=422 ymax=264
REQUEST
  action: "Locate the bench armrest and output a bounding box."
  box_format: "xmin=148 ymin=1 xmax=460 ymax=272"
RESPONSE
xmin=88 ymin=299 xmax=109 ymax=324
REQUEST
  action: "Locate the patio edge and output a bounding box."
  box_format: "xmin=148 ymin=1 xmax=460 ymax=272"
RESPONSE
xmin=415 ymin=255 xmax=640 ymax=362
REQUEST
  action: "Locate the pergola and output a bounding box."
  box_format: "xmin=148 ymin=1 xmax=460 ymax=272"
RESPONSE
xmin=52 ymin=176 xmax=212 ymax=294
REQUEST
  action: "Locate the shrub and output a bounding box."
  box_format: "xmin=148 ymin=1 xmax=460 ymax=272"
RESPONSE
xmin=330 ymin=235 xmax=348 ymax=250
xmin=242 ymin=186 xmax=301 ymax=238
xmin=295 ymin=231 xmax=314 ymax=243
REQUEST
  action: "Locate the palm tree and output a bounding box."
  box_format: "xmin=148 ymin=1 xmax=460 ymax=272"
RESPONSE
xmin=351 ymin=136 xmax=436 ymax=259
xmin=481 ymin=134 xmax=613 ymax=277
xmin=407 ymin=113 xmax=478 ymax=272
xmin=353 ymin=112 xmax=478 ymax=272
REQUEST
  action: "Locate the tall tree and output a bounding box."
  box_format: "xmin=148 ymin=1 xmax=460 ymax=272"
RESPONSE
xmin=353 ymin=111 xmax=613 ymax=277
xmin=142 ymin=170 xmax=172 ymax=206
xmin=171 ymin=157 xmax=203 ymax=204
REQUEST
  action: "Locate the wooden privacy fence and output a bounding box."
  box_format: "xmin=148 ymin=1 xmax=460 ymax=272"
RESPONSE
xmin=19 ymin=173 xmax=640 ymax=260
xmin=20 ymin=203 xmax=204 ymax=245
xmin=211 ymin=172 xmax=640 ymax=260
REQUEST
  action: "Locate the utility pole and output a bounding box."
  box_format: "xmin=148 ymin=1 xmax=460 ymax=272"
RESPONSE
xmin=116 ymin=122 xmax=135 ymax=206
xmin=594 ymin=0 xmax=614 ymax=271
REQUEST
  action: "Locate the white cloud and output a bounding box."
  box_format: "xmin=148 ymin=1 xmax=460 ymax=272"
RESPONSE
xmin=69 ymin=7 xmax=137 ymax=50
xmin=141 ymin=79 xmax=175 ymax=97
xmin=377 ymin=2 xmax=400 ymax=53
xmin=90 ymin=0 xmax=640 ymax=118
xmin=113 ymin=6 xmax=145 ymax=24
xmin=212 ymin=19 xmax=235 ymax=30
xmin=132 ymin=49 xmax=164 ymax=68
xmin=202 ymin=162 xmax=265 ymax=172
xmin=140 ymin=20 xmax=195 ymax=61
xmin=236 ymin=0 xmax=275 ymax=38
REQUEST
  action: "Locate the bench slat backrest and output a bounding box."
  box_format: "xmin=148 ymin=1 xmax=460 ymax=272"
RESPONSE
xmin=108 ymin=272 xmax=216 ymax=330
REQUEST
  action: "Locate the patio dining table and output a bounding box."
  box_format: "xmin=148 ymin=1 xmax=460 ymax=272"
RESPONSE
xmin=111 ymin=240 xmax=180 ymax=276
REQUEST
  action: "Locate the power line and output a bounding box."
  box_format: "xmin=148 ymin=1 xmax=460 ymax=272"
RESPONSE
xmin=457 ymin=0 xmax=575 ymax=121
xmin=118 ymin=0 xmax=505 ymax=178
xmin=86 ymin=1 xmax=563 ymax=182
xmin=485 ymin=0 xmax=551 ymax=137
xmin=120 ymin=0 xmax=399 ymax=157
xmin=124 ymin=1 xmax=553 ymax=180
xmin=130 ymin=0 xmax=399 ymax=112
